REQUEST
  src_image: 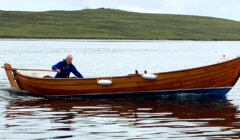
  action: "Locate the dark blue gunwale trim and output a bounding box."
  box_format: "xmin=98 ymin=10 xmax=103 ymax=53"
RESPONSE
xmin=46 ymin=87 xmax=232 ymax=98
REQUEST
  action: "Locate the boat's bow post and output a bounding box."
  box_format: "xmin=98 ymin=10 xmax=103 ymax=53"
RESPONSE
xmin=3 ymin=63 xmax=20 ymax=89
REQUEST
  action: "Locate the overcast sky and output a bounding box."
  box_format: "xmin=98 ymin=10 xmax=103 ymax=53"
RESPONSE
xmin=1 ymin=0 xmax=240 ymax=21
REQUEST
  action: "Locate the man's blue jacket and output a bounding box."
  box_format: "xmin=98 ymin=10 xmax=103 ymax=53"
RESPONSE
xmin=52 ymin=60 xmax=83 ymax=78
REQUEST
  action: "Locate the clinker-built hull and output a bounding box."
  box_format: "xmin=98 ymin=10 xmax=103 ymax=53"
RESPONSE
xmin=3 ymin=57 xmax=240 ymax=97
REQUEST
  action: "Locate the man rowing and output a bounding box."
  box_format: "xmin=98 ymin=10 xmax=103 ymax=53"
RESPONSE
xmin=52 ymin=54 xmax=83 ymax=78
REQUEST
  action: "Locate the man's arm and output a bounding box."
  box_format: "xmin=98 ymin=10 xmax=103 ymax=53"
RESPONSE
xmin=52 ymin=61 xmax=63 ymax=73
xmin=72 ymin=65 xmax=83 ymax=78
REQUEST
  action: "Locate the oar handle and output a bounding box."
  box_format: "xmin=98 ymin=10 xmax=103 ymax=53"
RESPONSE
xmin=1 ymin=66 xmax=57 ymax=72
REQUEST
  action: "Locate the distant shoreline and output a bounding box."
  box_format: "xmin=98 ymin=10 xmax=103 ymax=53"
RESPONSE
xmin=0 ymin=37 xmax=240 ymax=41
xmin=1 ymin=9 xmax=240 ymax=40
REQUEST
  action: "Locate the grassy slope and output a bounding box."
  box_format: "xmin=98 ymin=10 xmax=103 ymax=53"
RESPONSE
xmin=0 ymin=8 xmax=240 ymax=40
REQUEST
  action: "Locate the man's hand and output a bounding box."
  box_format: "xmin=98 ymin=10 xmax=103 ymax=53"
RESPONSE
xmin=56 ymin=69 xmax=61 ymax=73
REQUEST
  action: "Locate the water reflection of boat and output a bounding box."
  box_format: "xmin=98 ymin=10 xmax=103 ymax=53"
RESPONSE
xmin=3 ymin=57 xmax=240 ymax=97
xmin=4 ymin=97 xmax=240 ymax=139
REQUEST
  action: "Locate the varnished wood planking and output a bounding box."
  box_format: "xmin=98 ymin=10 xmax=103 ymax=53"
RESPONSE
xmin=16 ymin=61 xmax=239 ymax=91
xmin=16 ymin=58 xmax=240 ymax=86
xmin=5 ymin=57 xmax=240 ymax=96
xmin=16 ymin=64 xmax=238 ymax=91
xmin=17 ymin=60 xmax=238 ymax=85
xmin=18 ymin=72 xmax=237 ymax=96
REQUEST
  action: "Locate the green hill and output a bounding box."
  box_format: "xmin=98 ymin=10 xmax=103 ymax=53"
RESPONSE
xmin=0 ymin=8 xmax=240 ymax=40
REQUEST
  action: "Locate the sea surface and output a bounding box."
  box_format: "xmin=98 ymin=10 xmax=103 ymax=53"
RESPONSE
xmin=0 ymin=39 xmax=240 ymax=139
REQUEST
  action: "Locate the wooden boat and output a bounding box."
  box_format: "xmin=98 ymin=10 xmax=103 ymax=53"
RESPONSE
xmin=3 ymin=57 xmax=240 ymax=97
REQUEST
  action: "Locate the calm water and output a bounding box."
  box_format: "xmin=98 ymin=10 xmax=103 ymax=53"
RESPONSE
xmin=0 ymin=39 xmax=240 ymax=139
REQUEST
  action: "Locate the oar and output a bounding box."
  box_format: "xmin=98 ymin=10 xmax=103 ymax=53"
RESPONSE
xmin=1 ymin=66 xmax=57 ymax=72
xmin=13 ymin=68 xmax=57 ymax=72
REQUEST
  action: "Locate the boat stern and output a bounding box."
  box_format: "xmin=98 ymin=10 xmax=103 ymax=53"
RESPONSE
xmin=3 ymin=63 xmax=20 ymax=89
